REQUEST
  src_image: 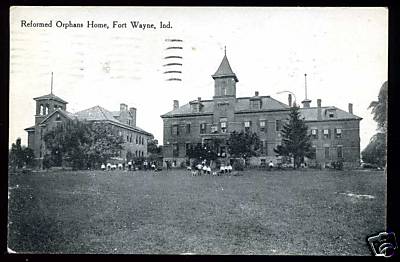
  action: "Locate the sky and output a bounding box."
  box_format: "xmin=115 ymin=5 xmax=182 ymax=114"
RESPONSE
xmin=9 ymin=7 xmax=387 ymax=151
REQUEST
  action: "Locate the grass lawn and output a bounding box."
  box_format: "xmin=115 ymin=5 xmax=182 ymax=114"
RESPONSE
xmin=8 ymin=168 xmax=385 ymax=255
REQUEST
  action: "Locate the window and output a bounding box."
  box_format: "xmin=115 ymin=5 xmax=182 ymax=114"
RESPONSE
xmin=244 ymin=121 xmax=251 ymax=132
xmin=55 ymin=113 xmax=61 ymax=121
xmin=221 ymin=86 xmax=226 ymax=96
xmin=251 ymin=100 xmax=261 ymax=109
xmin=260 ymin=120 xmax=266 ymax=132
xmin=200 ymin=123 xmax=206 ymax=134
xmin=220 ymin=118 xmax=227 ymax=133
xmin=323 ymin=129 xmax=330 ymax=139
xmin=211 ymin=125 xmax=218 ymax=133
xmin=186 ymin=123 xmax=191 ymax=134
xmin=325 ymin=147 xmax=330 ymax=159
xmin=261 ymin=141 xmax=268 ymax=155
xmin=135 ymin=150 xmax=138 ymax=157
xmin=337 ymin=146 xmax=343 ymax=158
xmin=128 ymin=120 xmax=131 ymax=125
xmin=335 ymin=128 xmax=342 ymax=138
xmin=172 ymin=124 xmax=179 ymax=136
xmin=127 ymin=135 xmax=129 ymax=142
xmin=136 ymin=136 xmax=138 ymax=144
xmin=311 ymin=129 xmax=318 ymax=139
xmin=173 ymin=143 xmax=179 ymax=157
xmin=119 ymin=131 xmax=122 ymax=137
xmin=185 ymin=143 xmax=191 ymax=156
xmin=311 ymin=146 xmax=317 ymax=159
xmin=276 ymin=120 xmax=282 ymax=131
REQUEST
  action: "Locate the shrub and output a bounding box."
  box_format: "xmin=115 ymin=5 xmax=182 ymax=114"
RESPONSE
xmin=233 ymin=160 xmax=244 ymax=171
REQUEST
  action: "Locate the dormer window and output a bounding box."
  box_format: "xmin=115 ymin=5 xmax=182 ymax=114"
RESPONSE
xmin=250 ymin=99 xmax=261 ymax=110
xmin=325 ymin=109 xmax=336 ymax=118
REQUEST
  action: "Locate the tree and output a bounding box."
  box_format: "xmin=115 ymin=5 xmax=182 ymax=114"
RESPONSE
xmin=9 ymin=138 xmax=33 ymax=169
xmin=185 ymin=139 xmax=221 ymax=167
xmin=147 ymin=138 xmax=163 ymax=162
xmin=274 ymin=105 xmax=313 ymax=168
xmin=44 ymin=120 xmax=124 ymax=169
xmin=363 ymin=81 xmax=388 ymax=167
xmin=227 ymin=131 xmax=260 ymax=162
xmin=368 ymin=81 xmax=388 ymax=133
xmin=86 ymin=122 xmax=124 ymax=167
xmin=361 ymin=133 xmax=386 ymax=167
xmin=22 ymin=147 xmax=35 ymax=167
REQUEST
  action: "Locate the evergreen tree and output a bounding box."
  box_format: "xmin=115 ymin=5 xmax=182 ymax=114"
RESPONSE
xmin=274 ymin=105 xmax=313 ymax=168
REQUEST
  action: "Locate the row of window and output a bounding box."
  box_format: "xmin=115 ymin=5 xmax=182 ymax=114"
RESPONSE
xmin=171 ymin=142 xmax=344 ymax=159
xmin=311 ymin=128 xmax=342 ymax=139
xmin=309 ymin=146 xmax=343 ymax=159
xmin=118 ymin=131 xmax=146 ymax=145
xmin=171 ymin=119 xmax=283 ymax=136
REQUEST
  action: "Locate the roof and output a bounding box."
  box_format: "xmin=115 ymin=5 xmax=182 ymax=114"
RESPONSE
xmin=235 ymin=96 xmax=289 ymax=112
xmin=212 ymin=54 xmax=238 ymax=82
xmin=161 ymin=96 xmax=289 ymax=117
xmin=299 ymin=106 xmax=362 ymax=122
xmin=74 ymin=106 xmax=152 ymax=136
xmin=161 ymin=97 xmax=361 ymax=122
xmin=24 ymin=125 xmax=35 ymax=131
xmin=33 ymin=93 xmax=68 ymax=104
xmin=74 ymin=106 xmax=120 ymax=123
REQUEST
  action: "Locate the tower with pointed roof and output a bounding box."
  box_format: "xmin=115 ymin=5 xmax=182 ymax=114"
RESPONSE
xmin=212 ymin=48 xmax=238 ymax=98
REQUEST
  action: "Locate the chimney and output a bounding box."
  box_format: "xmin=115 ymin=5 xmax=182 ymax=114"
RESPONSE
xmin=288 ymin=94 xmax=292 ymax=107
xmin=129 ymin=107 xmax=136 ymax=127
xmin=301 ymin=99 xmax=311 ymax=108
xmin=255 ymin=91 xmax=259 ymax=96
xmin=120 ymin=103 xmax=127 ymax=111
xmin=197 ymin=97 xmax=202 ymax=112
xmin=348 ymin=103 xmax=353 ymax=114
xmin=317 ymin=99 xmax=322 ymax=120
xmin=173 ymin=100 xmax=179 ymax=110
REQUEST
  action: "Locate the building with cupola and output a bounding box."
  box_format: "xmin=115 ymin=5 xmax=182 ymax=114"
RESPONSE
xmin=25 ymin=86 xmax=153 ymax=168
xmin=161 ymin=51 xmax=362 ymax=169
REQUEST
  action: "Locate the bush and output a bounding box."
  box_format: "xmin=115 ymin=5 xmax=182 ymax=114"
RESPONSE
xmin=233 ymin=160 xmax=244 ymax=171
xmin=191 ymin=159 xmax=200 ymax=169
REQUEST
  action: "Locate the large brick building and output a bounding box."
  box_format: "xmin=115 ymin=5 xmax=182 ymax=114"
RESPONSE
xmin=25 ymin=92 xmax=153 ymax=167
xmin=161 ymin=53 xmax=362 ymax=169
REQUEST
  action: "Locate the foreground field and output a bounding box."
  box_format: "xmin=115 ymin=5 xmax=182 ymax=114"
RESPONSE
xmin=8 ymin=169 xmax=385 ymax=255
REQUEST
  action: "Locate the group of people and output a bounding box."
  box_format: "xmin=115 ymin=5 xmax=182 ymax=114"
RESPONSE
xmin=100 ymin=160 xmax=159 ymax=171
xmin=190 ymin=160 xmax=233 ymax=176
